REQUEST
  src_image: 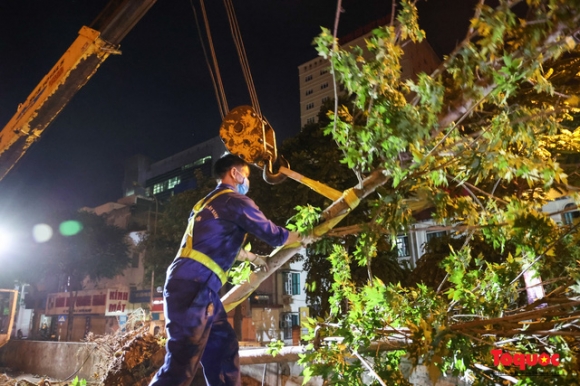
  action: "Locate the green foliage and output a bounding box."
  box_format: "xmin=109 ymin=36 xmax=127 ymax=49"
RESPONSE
xmin=286 ymin=205 xmax=321 ymax=235
xmin=70 ymin=377 xmax=87 ymax=386
xmin=266 ymin=339 xmax=285 ymax=357
xmin=228 ymin=260 xmax=253 ymax=285
xmin=299 ymin=0 xmax=580 ymax=384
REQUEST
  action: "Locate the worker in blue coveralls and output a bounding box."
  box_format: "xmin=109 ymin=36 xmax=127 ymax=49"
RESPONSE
xmin=150 ymin=154 xmax=311 ymax=386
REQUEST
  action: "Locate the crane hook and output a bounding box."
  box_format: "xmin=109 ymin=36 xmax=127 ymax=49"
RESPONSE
xmin=262 ymin=156 xmax=289 ymax=185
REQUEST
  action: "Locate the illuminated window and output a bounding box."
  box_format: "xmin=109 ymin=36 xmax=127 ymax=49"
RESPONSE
xmin=396 ymin=236 xmax=410 ymax=257
xmin=167 ymin=176 xmax=181 ymax=189
xmin=193 ymin=155 xmax=211 ymax=166
xmin=153 ymin=182 xmax=165 ymax=194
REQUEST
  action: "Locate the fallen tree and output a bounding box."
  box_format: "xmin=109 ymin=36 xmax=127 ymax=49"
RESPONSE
xmin=223 ymin=0 xmax=580 ymax=384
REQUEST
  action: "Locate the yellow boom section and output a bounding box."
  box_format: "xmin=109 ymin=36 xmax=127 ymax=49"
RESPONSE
xmin=0 ymin=290 xmax=18 ymax=348
xmin=0 ymin=26 xmax=116 ymax=180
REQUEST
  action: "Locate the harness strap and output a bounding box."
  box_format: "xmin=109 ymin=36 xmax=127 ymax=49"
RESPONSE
xmin=177 ymin=188 xmax=234 ymax=286
xmin=182 ymin=249 xmax=228 ymax=285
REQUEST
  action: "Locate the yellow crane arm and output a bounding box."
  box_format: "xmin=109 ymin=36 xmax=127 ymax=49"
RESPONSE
xmin=0 ymin=0 xmax=157 ymax=182
xmin=0 ymin=27 xmax=117 ymax=181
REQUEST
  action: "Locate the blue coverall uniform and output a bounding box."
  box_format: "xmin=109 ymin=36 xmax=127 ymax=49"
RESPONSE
xmin=149 ymin=184 xmax=289 ymax=386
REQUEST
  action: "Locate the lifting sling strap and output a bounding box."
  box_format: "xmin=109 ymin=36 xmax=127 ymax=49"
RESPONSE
xmin=176 ymin=188 xmax=234 ymax=285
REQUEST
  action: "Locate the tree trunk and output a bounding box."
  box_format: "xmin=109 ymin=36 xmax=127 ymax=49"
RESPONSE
xmin=222 ymin=170 xmax=389 ymax=312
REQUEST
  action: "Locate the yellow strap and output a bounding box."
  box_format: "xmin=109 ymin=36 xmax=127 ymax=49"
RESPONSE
xmin=176 ymin=188 xmax=234 ymax=285
xmin=182 ymin=249 xmax=228 ymax=286
xmin=193 ymin=188 xmax=233 ymax=213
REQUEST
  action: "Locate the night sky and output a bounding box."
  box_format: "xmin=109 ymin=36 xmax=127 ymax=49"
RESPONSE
xmin=0 ymin=0 xmax=474 ymax=225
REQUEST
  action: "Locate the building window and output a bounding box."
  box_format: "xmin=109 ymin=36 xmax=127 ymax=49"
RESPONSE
xmin=306 ymin=117 xmax=315 ymax=124
xmin=320 ymin=82 xmax=329 ymax=90
xmin=193 ymin=155 xmax=211 ymax=166
xmin=305 ymin=89 xmax=313 ymax=96
xmin=131 ymin=252 xmax=140 ymax=268
xmin=321 ymin=96 xmax=330 ymax=103
xmin=563 ymin=204 xmax=580 ymax=226
xmin=306 ymin=102 xmax=315 ymax=110
xmin=426 ymin=231 xmax=447 ymax=242
xmin=281 ymin=312 xmax=300 ymax=339
xmin=153 ymin=182 xmax=165 ymax=194
xmin=283 ymin=272 xmax=300 ymax=295
xmin=320 ymin=69 xmax=328 ymax=75
xmin=250 ymin=293 xmax=271 ymax=306
xmin=396 ymin=236 xmax=410 ymax=258
xmin=167 ymin=176 xmax=181 ymax=189
xmin=305 ymin=75 xmax=313 ymax=82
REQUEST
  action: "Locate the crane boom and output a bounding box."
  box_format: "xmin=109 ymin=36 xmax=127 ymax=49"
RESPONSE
xmin=0 ymin=0 xmax=156 ymax=181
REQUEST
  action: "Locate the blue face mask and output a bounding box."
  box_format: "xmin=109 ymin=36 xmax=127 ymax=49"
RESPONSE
xmin=234 ymin=169 xmax=250 ymax=195
xmin=237 ymin=177 xmax=249 ymax=195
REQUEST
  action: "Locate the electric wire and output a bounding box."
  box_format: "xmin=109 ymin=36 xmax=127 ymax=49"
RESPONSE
xmin=189 ymin=0 xmax=228 ymax=119
xmin=223 ymin=0 xmax=262 ymax=119
xmin=200 ymin=0 xmax=230 ymax=117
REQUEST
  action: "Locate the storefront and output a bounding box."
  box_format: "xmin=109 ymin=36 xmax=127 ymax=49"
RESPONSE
xmin=45 ymin=287 xmax=130 ymax=341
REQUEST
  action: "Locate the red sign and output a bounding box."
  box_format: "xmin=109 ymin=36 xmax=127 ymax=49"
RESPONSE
xmin=151 ymin=297 xmax=164 ymax=313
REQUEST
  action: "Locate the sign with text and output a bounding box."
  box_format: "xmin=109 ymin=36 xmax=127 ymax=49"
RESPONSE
xmin=105 ymin=288 xmax=130 ymax=316
xmin=46 ymin=289 xmax=107 ymax=316
xmin=46 ymin=287 xmax=130 ymax=316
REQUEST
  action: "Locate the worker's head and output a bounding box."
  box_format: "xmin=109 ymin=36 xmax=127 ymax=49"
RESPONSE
xmin=214 ymin=154 xmax=251 ymax=195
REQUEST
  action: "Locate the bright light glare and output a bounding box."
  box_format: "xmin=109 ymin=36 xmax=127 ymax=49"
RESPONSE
xmin=59 ymin=220 xmax=83 ymax=236
xmin=33 ymin=223 xmax=53 ymax=243
xmin=0 ymin=229 xmax=11 ymax=252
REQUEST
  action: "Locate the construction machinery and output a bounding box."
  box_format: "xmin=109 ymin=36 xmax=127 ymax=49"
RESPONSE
xmin=0 ymin=0 xmax=157 ymax=181
xmin=0 ymin=289 xmax=18 ymax=348
xmin=0 ymin=0 xmax=158 ymax=348
xmin=0 ymin=0 xmax=354 ymax=348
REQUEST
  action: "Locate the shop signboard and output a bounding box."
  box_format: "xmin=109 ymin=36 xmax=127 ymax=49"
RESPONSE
xmin=151 ymin=297 xmax=164 ymax=313
xmin=105 ymin=288 xmax=130 ymax=316
xmin=46 ymin=289 xmax=107 ymax=316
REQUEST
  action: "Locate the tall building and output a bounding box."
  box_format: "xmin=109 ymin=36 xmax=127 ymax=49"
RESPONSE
xmin=122 ymin=136 xmax=227 ymax=201
xmin=298 ymin=16 xmax=441 ymax=127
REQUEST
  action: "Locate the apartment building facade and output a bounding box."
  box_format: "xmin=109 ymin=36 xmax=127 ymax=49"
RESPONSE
xmin=298 ymin=16 xmax=441 ymax=128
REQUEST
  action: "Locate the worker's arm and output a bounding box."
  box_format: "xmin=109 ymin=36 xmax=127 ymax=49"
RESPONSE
xmin=236 ymin=248 xmax=269 ymax=270
xmin=285 ymin=231 xmax=316 ymax=246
